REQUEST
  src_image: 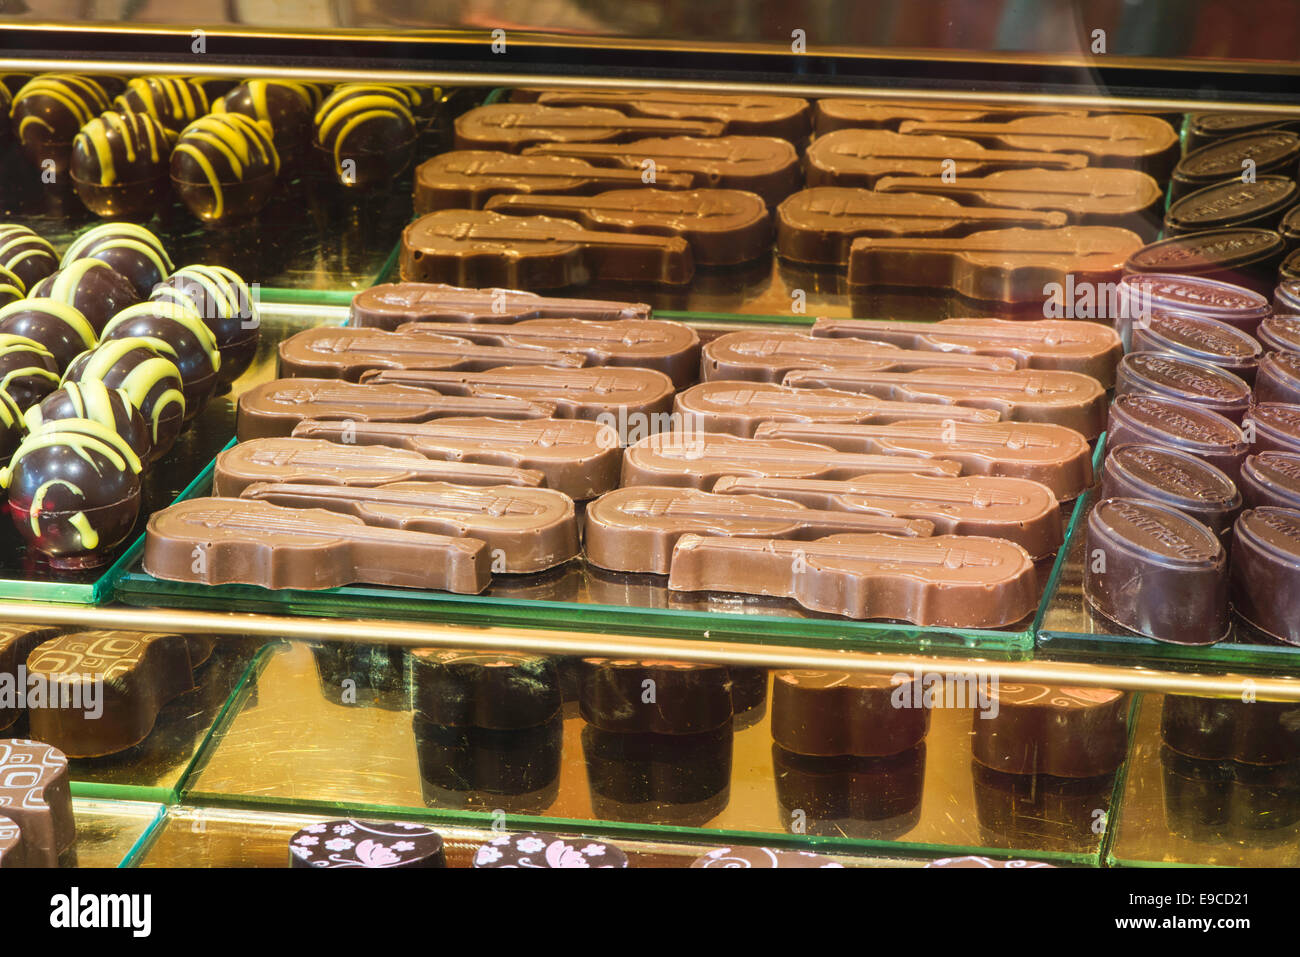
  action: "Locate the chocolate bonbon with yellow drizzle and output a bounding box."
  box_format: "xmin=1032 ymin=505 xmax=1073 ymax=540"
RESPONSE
xmin=0 ymin=417 xmax=143 ymax=568
xmin=0 ymin=333 xmax=59 ymax=411
xmin=8 ymin=74 xmax=112 ymax=171
xmin=63 ymin=337 xmax=185 ymax=463
xmin=170 ymin=112 xmax=280 ymax=224
xmin=24 ymin=381 xmax=151 ymax=462
xmin=213 ymin=79 xmax=321 ymax=162
xmin=113 ymin=75 xmax=209 ymax=131
xmin=0 ymin=225 xmax=58 ymax=291
xmin=0 ymin=298 xmax=96 ymax=370
xmin=312 ymin=84 xmax=417 ymax=189
xmin=69 ymin=110 xmax=174 ymax=218
xmin=28 ymin=259 xmax=140 ymax=334
xmin=150 ymin=265 xmax=259 ymax=389
xmin=0 ymin=391 xmax=21 ymax=465
xmin=61 ymin=222 xmax=174 ymax=298
xmin=100 ymin=301 xmax=220 ymax=419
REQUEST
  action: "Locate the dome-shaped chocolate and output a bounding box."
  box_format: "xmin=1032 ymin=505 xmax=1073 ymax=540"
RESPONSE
xmin=312 ymin=84 xmax=416 ymax=188
xmin=61 ymin=222 xmax=174 ymax=297
xmin=70 ymin=110 xmax=175 ymax=218
xmin=113 ymin=76 xmax=209 ymax=131
xmin=28 ymin=259 xmax=140 ymax=334
xmin=0 ymin=224 xmax=59 ymax=291
xmin=9 ymin=74 xmax=112 ymax=172
xmin=100 ymin=301 xmax=220 ymax=419
xmin=0 ymin=417 xmax=142 ymax=568
xmin=0 ymin=298 xmax=96 ymax=370
xmin=214 ymin=79 xmax=320 ymax=162
xmin=150 ymin=264 xmax=258 ymax=387
xmin=0 ymin=333 xmax=59 ymax=410
xmin=170 ymin=113 xmax=279 ymax=224
xmin=24 ymin=380 xmax=151 ymax=463
xmin=63 ymin=337 xmax=185 ymax=461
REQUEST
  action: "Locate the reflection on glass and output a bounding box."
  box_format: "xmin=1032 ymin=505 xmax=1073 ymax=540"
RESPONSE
xmin=581 ymin=724 xmax=733 ymax=826
xmin=972 ymin=762 xmax=1116 ymax=854
xmin=773 ymin=742 xmax=926 ymax=841
xmin=414 ymin=713 xmax=563 ymax=814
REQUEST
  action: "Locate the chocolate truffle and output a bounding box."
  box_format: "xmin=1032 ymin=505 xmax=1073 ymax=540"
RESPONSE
xmin=113 ymin=75 xmax=209 ymax=131
xmin=0 ymin=224 xmax=58 ymax=291
xmin=1230 ymin=506 xmax=1300 ymax=645
xmin=213 ymin=79 xmax=319 ymax=162
xmin=312 ymin=84 xmax=416 ymax=188
xmin=0 ymin=418 xmax=143 ymax=567
xmin=0 ymin=739 xmax=74 ymax=868
xmin=151 ymin=265 xmax=258 ymax=388
xmin=24 ymin=380 xmax=151 ymax=462
xmin=70 ymin=110 xmax=174 ymax=218
xmin=0 ymin=266 xmax=21 ymax=307
xmin=27 ymin=259 xmax=140 ymax=334
xmin=170 ymin=112 xmax=280 ymax=223
xmin=0 ymin=298 xmax=96 ymax=370
xmin=289 ymin=819 xmax=446 ymax=869
xmin=1085 ymin=496 xmax=1230 ymax=645
xmin=472 ymin=832 xmax=628 ymax=868
xmin=61 ymin=222 xmax=174 ymax=298
xmin=26 ymin=630 xmax=197 ymax=757
xmin=100 ymin=301 xmax=221 ymax=419
xmin=972 ymin=683 xmax=1130 ymax=777
xmin=691 ymin=846 xmax=844 ymax=868
xmin=0 ymin=333 xmax=59 ymax=411
xmin=63 ymin=338 xmax=185 ymax=462
xmin=9 ymin=74 xmax=112 ymax=172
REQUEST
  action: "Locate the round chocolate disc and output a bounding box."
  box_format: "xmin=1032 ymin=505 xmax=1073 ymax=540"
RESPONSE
xmin=1101 ymin=443 xmax=1241 ymax=538
xmin=289 ymin=819 xmax=446 ymax=868
xmin=473 ymin=832 xmax=629 ymax=868
xmin=925 ymin=855 xmax=1055 ymax=868
xmin=1115 ymin=351 xmax=1252 ymax=422
xmin=690 ymin=846 xmax=844 ymax=868
xmin=1164 ymin=176 xmax=1299 ymax=236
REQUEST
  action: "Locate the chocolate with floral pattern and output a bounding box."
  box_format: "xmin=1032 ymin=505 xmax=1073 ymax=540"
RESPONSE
xmin=472 ymin=831 xmax=628 ymax=868
xmin=289 ymin=819 xmax=445 ymax=868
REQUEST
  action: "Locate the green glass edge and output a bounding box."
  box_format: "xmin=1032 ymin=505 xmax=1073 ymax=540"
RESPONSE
xmin=70 ymin=781 xmax=175 ymax=803
xmin=1097 ymin=692 xmax=1145 ymax=867
xmin=1031 ymin=434 xmax=1107 ymax=638
xmin=174 ymin=790 xmax=1100 ymax=866
xmin=119 ymin=803 xmax=170 ymax=869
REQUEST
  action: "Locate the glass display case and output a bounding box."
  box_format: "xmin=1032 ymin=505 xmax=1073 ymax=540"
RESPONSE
xmin=0 ymin=2 xmax=1297 ymax=876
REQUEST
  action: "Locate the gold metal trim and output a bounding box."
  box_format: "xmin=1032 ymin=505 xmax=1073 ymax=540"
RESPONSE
xmin=2 ymin=600 xmax=1297 ymax=702
xmin=0 ymin=57 xmax=1296 ymax=116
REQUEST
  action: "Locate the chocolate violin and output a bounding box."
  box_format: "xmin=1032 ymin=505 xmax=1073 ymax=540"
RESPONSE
xmin=525 ymin=135 xmax=801 ymax=205
xmin=399 ymin=209 xmax=693 ymax=287
xmin=455 ymin=104 xmax=723 ymax=151
xmin=350 ymin=282 xmax=651 ymax=329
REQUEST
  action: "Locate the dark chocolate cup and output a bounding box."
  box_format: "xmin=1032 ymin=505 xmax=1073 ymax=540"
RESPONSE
xmin=972 ymin=685 xmax=1130 ymax=777
xmin=1229 ymin=506 xmax=1300 ymax=646
xmin=171 ymin=171 xmax=277 ymax=224
xmin=6 ymin=491 xmax=140 ymax=569
xmin=1106 ymin=393 xmax=1249 ymax=482
xmin=1245 ymin=403 xmax=1300 ymax=455
xmin=1161 ymin=694 xmax=1300 ymax=766
xmin=1239 ymin=452 xmax=1300 ymax=510
xmin=1131 ymin=312 xmax=1261 ymax=386
xmin=1084 ymin=497 xmax=1230 ymax=645
xmin=1114 ymin=351 xmax=1252 ymax=423
xmin=1100 ymin=443 xmax=1241 ymax=540
xmin=70 ymin=174 xmax=169 ymax=221
xmin=1254 ymin=352 xmax=1300 ymax=405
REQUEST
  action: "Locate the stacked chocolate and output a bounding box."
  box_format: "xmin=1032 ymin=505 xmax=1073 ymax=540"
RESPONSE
xmin=1083 ymin=269 xmax=1300 ymax=646
xmin=0 ymin=220 xmax=259 ymax=568
xmin=400 ymin=91 xmax=812 ymax=287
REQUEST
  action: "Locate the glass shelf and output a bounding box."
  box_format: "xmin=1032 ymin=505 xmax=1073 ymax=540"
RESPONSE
xmin=174 ymin=639 xmax=1116 ymax=865
xmin=61 ymin=798 xmax=165 ymax=868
